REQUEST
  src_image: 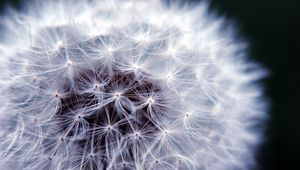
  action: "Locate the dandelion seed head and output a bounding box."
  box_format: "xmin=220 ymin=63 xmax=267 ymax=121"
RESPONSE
xmin=0 ymin=0 xmax=267 ymax=169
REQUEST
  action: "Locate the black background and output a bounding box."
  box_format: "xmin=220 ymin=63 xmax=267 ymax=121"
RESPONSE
xmin=1 ymin=0 xmax=299 ymax=169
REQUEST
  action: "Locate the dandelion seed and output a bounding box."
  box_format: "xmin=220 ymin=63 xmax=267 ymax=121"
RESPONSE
xmin=0 ymin=0 xmax=267 ymax=169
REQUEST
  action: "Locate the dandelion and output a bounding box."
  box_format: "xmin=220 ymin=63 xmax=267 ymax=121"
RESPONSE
xmin=0 ymin=0 xmax=267 ymax=169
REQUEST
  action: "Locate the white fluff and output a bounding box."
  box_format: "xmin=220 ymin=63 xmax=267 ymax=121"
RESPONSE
xmin=0 ymin=0 xmax=267 ymax=169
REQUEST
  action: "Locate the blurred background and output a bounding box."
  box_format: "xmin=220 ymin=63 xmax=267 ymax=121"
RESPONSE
xmin=0 ymin=0 xmax=299 ymax=169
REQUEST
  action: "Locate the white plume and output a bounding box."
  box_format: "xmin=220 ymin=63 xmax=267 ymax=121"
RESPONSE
xmin=0 ymin=0 xmax=267 ymax=169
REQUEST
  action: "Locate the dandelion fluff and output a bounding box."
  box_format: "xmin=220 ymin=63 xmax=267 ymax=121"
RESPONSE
xmin=0 ymin=0 xmax=267 ymax=169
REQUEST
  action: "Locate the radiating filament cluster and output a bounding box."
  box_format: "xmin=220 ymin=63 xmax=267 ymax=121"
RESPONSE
xmin=0 ymin=0 xmax=267 ymax=169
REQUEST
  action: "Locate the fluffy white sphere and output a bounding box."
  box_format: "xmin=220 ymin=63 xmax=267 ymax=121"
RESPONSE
xmin=0 ymin=0 xmax=267 ymax=169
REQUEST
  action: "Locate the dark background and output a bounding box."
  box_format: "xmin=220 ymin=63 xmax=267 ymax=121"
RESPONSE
xmin=1 ymin=0 xmax=299 ymax=169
